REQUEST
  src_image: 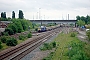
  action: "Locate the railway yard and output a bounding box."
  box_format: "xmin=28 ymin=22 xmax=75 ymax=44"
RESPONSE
xmin=0 ymin=26 xmax=61 ymax=60
xmin=0 ymin=26 xmax=90 ymax=60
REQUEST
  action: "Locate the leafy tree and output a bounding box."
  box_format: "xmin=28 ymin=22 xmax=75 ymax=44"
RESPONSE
xmin=8 ymin=23 xmax=18 ymax=34
xmin=76 ymin=15 xmax=90 ymax=24
xmin=12 ymin=11 xmax=15 ymax=18
xmin=18 ymin=10 xmax=24 ymax=19
xmin=77 ymin=20 xmax=85 ymax=27
xmin=80 ymin=16 xmax=86 ymax=24
xmin=3 ymin=12 xmax=6 ymax=18
xmin=20 ymin=20 xmax=28 ymax=31
xmin=86 ymin=15 xmax=90 ymax=24
xmin=12 ymin=19 xmax=23 ymax=33
xmin=1 ymin=12 xmax=6 ymax=18
xmin=1 ymin=12 xmax=4 ymax=18
xmin=76 ymin=16 xmax=80 ymax=20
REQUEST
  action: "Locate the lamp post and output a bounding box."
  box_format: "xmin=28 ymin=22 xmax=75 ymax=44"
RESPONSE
xmin=39 ymin=8 xmax=42 ymax=26
xmin=39 ymin=8 xmax=41 ymax=20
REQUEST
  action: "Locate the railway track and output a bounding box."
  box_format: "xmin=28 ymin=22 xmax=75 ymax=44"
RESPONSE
xmin=0 ymin=28 xmax=61 ymax=60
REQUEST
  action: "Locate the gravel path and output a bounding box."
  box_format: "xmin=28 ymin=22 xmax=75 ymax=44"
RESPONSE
xmin=74 ymin=28 xmax=90 ymax=44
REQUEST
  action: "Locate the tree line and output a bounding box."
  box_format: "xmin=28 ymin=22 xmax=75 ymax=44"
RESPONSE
xmin=1 ymin=19 xmax=32 ymax=35
xmin=76 ymin=15 xmax=90 ymax=26
xmin=0 ymin=10 xmax=24 ymax=21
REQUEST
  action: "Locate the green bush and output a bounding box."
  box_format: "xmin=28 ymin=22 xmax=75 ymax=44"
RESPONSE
xmin=40 ymin=42 xmax=56 ymax=51
xmin=52 ymin=41 xmax=56 ymax=48
xmin=0 ymin=36 xmax=7 ymax=43
xmin=1 ymin=32 xmax=9 ymax=36
xmin=44 ymin=43 xmax=52 ymax=50
xmin=8 ymin=23 xmax=18 ymax=34
xmin=86 ymin=30 xmax=90 ymax=41
xmin=27 ymin=33 xmax=32 ymax=38
xmin=0 ymin=41 xmax=3 ymax=49
xmin=6 ymin=37 xmax=17 ymax=46
xmin=19 ymin=35 xmax=25 ymax=40
xmin=5 ymin=28 xmax=14 ymax=35
xmin=70 ymin=32 xmax=76 ymax=37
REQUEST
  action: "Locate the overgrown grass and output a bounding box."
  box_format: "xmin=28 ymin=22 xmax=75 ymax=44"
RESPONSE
xmin=0 ymin=43 xmax=9 ymax=52
xmin=44 ymin=32 xmax=90 ymax=60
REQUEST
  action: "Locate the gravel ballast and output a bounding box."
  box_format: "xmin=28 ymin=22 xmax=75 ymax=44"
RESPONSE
xmin=21 ymin=33 xmax=59 ymax=60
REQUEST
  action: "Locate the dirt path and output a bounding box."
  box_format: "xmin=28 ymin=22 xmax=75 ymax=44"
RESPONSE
xmin=75 ymin=28 xmax=90 ymax=44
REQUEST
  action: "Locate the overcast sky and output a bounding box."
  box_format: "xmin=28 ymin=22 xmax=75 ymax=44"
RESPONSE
xmin=0 ymin=0 xmax=90 ymax=20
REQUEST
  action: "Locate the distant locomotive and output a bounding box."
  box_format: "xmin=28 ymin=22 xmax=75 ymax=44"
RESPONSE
xmin=38 ymin=26 xmax=47 ymax=32
xmin=37 ymin=25 xmax=60 ymax=32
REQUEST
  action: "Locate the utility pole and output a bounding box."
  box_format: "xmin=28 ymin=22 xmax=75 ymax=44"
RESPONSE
xmin=68 ymin=14 xmax=69 ymax=20
xmin=62 ymin=14 xmax=64 ymax=20
xmin=39 ymin=8 xmax=42 ymax=26
xmin=37 ymin=12 xmax=38 ymax=19
xmin=39 ymin=8 xmax=41 ymax=20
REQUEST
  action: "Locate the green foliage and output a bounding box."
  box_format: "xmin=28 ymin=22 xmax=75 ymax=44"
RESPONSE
xmin=6 ymin=37 xmax=17 ymax=46
xmin=0 ymin=41 xmax=3 ymax=49
xmin=1 ymin=32 xmax=9 ymax=36
xmin=66 ymin=41 xmax=89 ymax=60
xmin=0 ymin=18 xmax=9 ymax=21
xmin=47 ymin=23 xmax=56 ymax=27
xmin=19 ymin=35 xmax=25 ymax=40
xmin=51 ymin=41 xmax=56 ymax=48
xmin=3 ymin=19 xmax=32 ymax=35
xmin=0 ymin=36 xmax=7 ymax=43
xmin=40 ymin=42 xmax=56 ymax=51
xmin=27 ymin=33 xmax=32 ymax=38
xmin=19 ymin=10 xmax=24 ymax=19
xmin=86 ymin=30 xmax=90 ymax=41
xmin=35 ymin=28 xmax=38 ymax=31
xmin=20 ymin=20 xmax=29 ymax=31
xmin=1 ymin=12 xmax=6 ymax=18
xmin=8 ymin=23 xmax=18 ymax=34
xmin=70 ymin=32 xmax=76 ymax=37
xmin=12 ymin=11 xmax=15 ymax=18
xmin=40 ymin=43 xmax=52 ymax=50
xmin=0 ymin=36 xmax=11 ymax=43
xmin=77 ymin=20 xmax=85 ymax=27
xmin=13 ymin=20 xmax=23 ymax=33
xmin=76 ymin=15 xmax=90 ymax=24
xmin=5 ymin=28 xmax=14 ymax=35
xmin=76 ymin=16 xmax=80 ymax=20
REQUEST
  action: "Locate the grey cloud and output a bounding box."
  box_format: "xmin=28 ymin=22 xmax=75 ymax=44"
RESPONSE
xmin=0 ymin=0 xmax=90 ymax=19
xmin=0 ymin=0 xmax=90 ymax=12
